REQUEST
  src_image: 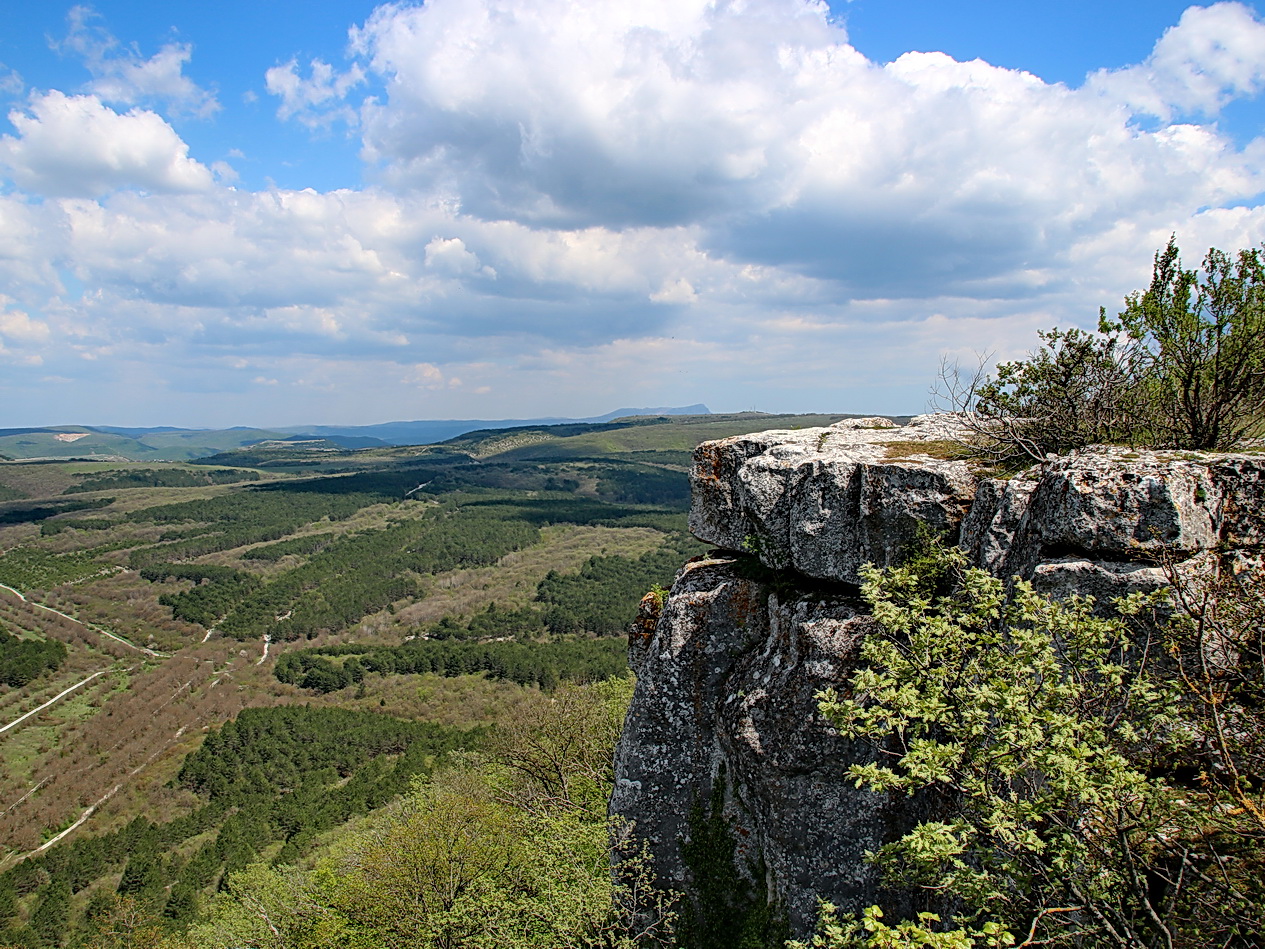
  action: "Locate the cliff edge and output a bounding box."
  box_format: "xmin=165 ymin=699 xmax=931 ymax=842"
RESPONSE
xmin=610 ymin=415 xmax=1264 ymax=936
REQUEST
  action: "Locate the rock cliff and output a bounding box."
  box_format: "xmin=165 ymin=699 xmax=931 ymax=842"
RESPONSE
xmin=610 ymin=415 xmax=1264 ymax=937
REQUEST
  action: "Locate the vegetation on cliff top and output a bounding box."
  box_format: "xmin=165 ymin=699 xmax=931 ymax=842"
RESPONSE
xmin=942 ymin=239 xmax=1265 ymax=466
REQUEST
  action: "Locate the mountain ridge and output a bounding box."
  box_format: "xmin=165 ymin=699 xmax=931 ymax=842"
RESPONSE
xmin=0 ymin=405 xmax=714 ymax=461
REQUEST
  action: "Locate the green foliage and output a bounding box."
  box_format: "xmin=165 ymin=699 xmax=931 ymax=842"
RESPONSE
xmin=679 ymin=776 xmax=788 ymax=949
xmin=275 ymin=636 xmax=627 ymax=693
xmin=271 ymin=531 xmax=702 ymax=694
xmin=176 ymin=706 xmax=471 ymax=801
xmin=63 ymin=468 xmax=261 ymax=494
xmin=191 ymin=679 xmax=674 ymax=949
xmin=140 ymin=564 xmax=263 ymax=627
xmin=0 ymin=547 xmax=104 ymax=590
xmin=1110 ymin=238 xmax=1265 ymax=450
xmin=125 ymin=489 xmax=383 ymax=566
xmin=805 ymin=540 xmax=1254 ymax=948
xmin=0 ymin=626 xmax=67 ymax=687
xmin=971 ymin=327 xmax=1141 ymax=464
xmin=0 ymin=496 xmax=112 ymax=528
xmin=955 ymin=239 xmax=1265 ymax=463
xmin=28 ymin=878 xmax=70 ymax=948
xmin=239 ymin=533 xmax=336 ymax=561
xmin=134 ymin=498 xmax=549 ymax=640
xmin=492 ymin=677 xmax=633 ymax=814
xmin=215 ymin=506 xmax=539 ymax=641
xmin=1155 ymin=552 xmax=1265 ymax=944
xmin=791 ymin=905 xmax=1011 ymax=949
xmin=0 ymin=707 xmax=476 ymax=942
xmin=428 ymin=601 xmax=547 ymax=642
xmin=594 ymin=462 xmax=691 ymax=507
xmin=536 ymin=534 xmax=702 ymax=636
xmin=38 ymin=517 xmax=118 ymax=536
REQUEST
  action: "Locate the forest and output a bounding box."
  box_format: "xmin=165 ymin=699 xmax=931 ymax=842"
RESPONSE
xmin=0 ymin=410 xmax=827 ymax=947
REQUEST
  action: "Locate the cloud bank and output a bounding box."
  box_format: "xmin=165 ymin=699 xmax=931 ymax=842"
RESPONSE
xmin=1 ymin=0 xmax=1264 ymax=425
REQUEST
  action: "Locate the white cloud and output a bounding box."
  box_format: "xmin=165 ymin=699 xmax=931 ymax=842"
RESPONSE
xmin=57 ymin=5 xmax=219 ymax=118
xmin=0 ymin=65 xmax=22 ymax=97
xmin=3 ymin=0 xmax=1265 ymax=425
xmin=0 ymin=91 xmax=215 ymax=198
xmin=0 ymin=300 xmax=50 ymax=366
xmin=345 ymin=0 xmax=1265 ymax=300
xmin=0 ymin=304 xmax=50 ymax=342
xmin=1087 ymin=2 xmax=1265 ymax=119
xmin=424 ymin=236 xmax=492 ymax=277
xmin=265 ymin=58 xmax=365 ymax=127
xmin=650 ymin=278 xmax=698 ymax=304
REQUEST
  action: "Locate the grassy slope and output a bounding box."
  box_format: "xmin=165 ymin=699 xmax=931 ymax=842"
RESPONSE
xmin=0 ymin=428 xmax=293 ymax=462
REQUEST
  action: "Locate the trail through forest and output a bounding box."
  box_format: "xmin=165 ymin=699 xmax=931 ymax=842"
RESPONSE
xmin=0 ymin=670 xmax=108 ymax=736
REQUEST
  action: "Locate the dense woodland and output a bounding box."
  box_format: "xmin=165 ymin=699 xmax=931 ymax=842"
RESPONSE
xmin=0 ymin=412 xmax=821 ymax=947
xmin=0 ymin=626 xmax=66 ymax=688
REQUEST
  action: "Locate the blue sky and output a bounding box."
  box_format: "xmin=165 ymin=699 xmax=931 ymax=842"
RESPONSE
xmin=1 ymin=0 xmax=1262 ymax=427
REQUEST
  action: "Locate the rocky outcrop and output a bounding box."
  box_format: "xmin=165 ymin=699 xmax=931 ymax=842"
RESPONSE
xmin=611 ymin=416 xmax=1265 ymax=937
xmin=689 ymin=416 xmax=979 ymax=584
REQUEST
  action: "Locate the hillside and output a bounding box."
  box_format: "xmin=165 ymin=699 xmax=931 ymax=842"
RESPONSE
xmin=0 ymin=405 xmax=718 ymax=462
xmin=0 ymin=410 xmax=857 ymax=946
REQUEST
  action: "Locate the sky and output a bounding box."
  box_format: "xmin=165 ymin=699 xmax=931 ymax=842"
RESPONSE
xmin=1 ymin=0 xmax=1263 ymax=428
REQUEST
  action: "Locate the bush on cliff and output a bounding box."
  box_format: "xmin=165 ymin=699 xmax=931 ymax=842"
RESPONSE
xmin=796 ymin=541 xmax=1265 ymax=949
xmin=941 ymin=238 xmax=1265 ymax=465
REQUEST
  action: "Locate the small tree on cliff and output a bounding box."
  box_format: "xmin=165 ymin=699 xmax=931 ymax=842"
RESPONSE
xmin=794 ymin=541 xmax=1265 ymax=949
xmin=940 ymin=238 xmax=1265 ymax=465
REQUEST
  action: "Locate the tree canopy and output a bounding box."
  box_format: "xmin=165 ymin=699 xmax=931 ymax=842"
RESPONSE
xmin=943 ymin=239 xmax=1265 ymax=465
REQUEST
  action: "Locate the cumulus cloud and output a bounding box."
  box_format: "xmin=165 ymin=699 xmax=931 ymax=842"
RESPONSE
xmin=351 ymin=0 xmax=840 ymax=226
xmin=424 ymin=236 xmax=495 ymax=278
xmin=266 ymin=58 xmax=366 ymax=127
xmin=0 ymin=304 xmax=50 ymax=343
xmin=57 ymin=5 xmax=219 ymax=117
xmin=344 ymin=0 xmax=1265 ymax=300
xmin=3 ymin=0 xmax=1265 ymax=424
xmin=0 ymin=91 xmax=215 ymax=197
xmin=0 ymin=300 xmax=50 ymax=366
xmin=29 ymin=188 xmax=736 ymax=354
xmin=1088 ymin=2 xmax=1265 ymax=119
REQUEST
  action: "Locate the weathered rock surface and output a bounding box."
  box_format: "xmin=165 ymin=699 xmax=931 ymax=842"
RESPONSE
xmin=613 ymin=419 xmax=1265 ymax=938
xmin=688 ymin=415 xmax=979 ymax=584
xmin=612 ymin=555 xmax=903 ymax=933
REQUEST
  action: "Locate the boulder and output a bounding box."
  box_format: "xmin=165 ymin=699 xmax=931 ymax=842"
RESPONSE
xmin=689 ymin=426 xmax=979 ymax=584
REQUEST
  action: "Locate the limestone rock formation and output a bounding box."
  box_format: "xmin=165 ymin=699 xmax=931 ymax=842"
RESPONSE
xmin=611 ymin=418 xmax=1264 ymax=938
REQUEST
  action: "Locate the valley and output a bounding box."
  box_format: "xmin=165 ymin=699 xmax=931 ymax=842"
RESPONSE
xmin=0 ymin=410 xmax=845 ymax=946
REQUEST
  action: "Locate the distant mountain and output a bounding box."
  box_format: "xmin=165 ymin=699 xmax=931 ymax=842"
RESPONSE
xmin=279 ymin=405 xmax=712 ymax=446
xmin=0 ymin=407 xmax=713 ymax=461
xmin=0 ymin=426 xmax=294 ymax=462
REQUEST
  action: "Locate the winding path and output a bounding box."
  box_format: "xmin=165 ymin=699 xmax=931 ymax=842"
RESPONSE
xmin=0 ymin=670 xmax=108 ymax=736
xmin=0 ymin=583 xmax=165 ymax=657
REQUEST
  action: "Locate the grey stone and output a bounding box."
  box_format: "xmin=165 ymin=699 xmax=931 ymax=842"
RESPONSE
xmin=612 ymin=557 xmax=904 ymax=933
xmin=958 ymin=476 xmax=1037 ymax=574
xmin=615 ymin=421 xmax=1265 ymax=941
xmin=1028 ymin=557 xmax=1172 ymax=610
xmin=689 ymin=428 xmax=979 ymax=584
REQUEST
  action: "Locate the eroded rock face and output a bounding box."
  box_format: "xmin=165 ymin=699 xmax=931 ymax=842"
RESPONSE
xmin=614 ymin=422 xmax=1265 ymax=938
xmin=688 ymin=418 xmax=980 ymax=584
xmin=612 ymin=555 xmax=897 ymax=933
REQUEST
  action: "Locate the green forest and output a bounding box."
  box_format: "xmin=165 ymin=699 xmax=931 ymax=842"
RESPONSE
xmin=0 ymin=411 xmax=818 ymax=948
xmin=0 ymin=626 xmax=66 ymax=688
